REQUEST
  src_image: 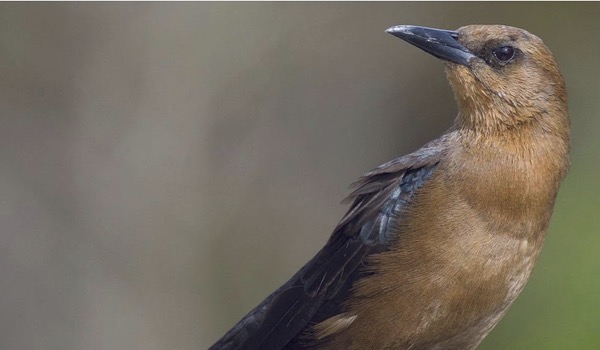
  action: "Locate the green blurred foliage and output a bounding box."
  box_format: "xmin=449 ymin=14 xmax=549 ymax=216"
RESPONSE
xmin=0 ymin=3 xmax=597 ymax=350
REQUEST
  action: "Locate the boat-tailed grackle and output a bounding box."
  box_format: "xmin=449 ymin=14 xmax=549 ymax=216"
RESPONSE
xmin=210 ymin=24 xmax=570 ymax=350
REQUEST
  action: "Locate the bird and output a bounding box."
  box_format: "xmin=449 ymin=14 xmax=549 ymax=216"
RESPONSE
xmin=210 ymin=24 xmax=570 ymax=350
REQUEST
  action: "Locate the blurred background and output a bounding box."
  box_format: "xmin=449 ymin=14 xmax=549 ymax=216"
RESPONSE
xmin=0 ymin=3 xmax=598 ymax=350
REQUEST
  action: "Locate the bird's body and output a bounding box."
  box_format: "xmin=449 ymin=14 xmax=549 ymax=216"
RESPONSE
xmin=211 ymin=24 xmax=569 ymax=350
xmin=317 ymin=125 xmax=568 ymax=350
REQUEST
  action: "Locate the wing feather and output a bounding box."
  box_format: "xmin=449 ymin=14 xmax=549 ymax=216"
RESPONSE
xmin=210 ymin=134 xmax=453 ymax=350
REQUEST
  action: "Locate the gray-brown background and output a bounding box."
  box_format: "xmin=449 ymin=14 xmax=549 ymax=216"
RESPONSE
xmin=1 ymin=3 xmax=598 ymax=350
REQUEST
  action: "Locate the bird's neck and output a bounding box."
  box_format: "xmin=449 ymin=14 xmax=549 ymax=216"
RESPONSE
xmin=445 ymin=120 xmax=569 ymax=240
xmin=456 ymin=112 xmax=570 ymax=175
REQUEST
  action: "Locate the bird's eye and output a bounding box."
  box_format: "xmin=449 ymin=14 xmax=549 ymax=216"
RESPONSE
xmin=493 ymin=46 xmax=515 ymax=62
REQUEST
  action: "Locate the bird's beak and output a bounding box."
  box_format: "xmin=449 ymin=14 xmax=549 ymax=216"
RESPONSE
xmin=386 ymin=25 xmax=475 ymax=66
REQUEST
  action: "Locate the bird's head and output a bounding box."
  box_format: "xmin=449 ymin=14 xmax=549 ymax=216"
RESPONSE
xmin=387 ymin=24 xmax=568 ymax=134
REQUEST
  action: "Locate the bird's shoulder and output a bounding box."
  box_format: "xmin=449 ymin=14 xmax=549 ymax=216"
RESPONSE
xmin=335 ymin=132 xmax=453 ymax=240
xmin=210 ymin=132 xmax=454 ymax=350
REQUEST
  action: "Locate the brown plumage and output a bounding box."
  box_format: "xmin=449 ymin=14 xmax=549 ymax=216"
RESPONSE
xmin=210 ymin=24 xmax=569 ymax=350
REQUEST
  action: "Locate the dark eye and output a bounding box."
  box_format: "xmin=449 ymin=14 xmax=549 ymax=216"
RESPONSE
xmin=493 ymin=46 xmax=515 ymax=62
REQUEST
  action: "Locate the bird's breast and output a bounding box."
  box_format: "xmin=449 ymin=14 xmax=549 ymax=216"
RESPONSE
xmin=322 ymin=152 xmax=558 ymax=349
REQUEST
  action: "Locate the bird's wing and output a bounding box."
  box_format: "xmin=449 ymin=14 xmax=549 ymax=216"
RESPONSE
xmin=210 ymin=134 xmax=452 ymax=350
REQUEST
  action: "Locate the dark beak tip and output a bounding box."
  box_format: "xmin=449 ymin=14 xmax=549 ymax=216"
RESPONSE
xmin=385 ymin=25 xmax=411 ymax=37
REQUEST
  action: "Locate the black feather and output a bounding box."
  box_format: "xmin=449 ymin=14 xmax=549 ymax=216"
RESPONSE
xmin=209 ymin=135 xmax=452 ymax=350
